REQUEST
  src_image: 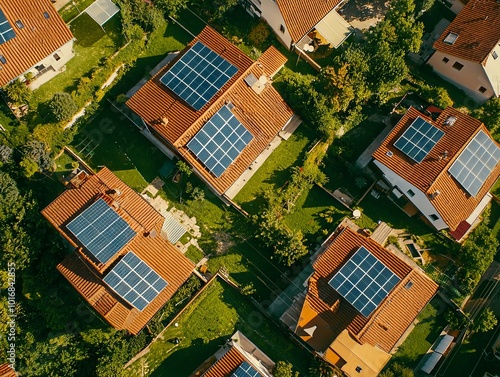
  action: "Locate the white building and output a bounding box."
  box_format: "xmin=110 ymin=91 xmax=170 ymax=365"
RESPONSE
xmin=372 ymin=107 xmax=500 ymax=241
xmin=0 ymin=0 xmax=75 ymax=88
xmin=427 ymin=0 xmax=500 ymax=103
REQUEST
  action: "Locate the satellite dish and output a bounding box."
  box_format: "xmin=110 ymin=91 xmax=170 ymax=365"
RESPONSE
xmin=353 ymin=209 xmax=361 ymax=219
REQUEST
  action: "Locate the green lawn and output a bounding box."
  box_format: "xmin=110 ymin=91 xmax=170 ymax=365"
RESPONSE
xmin=233 ymin=124 xmax=320 ymax=213
xmin=125 ymin=278 xmax=311 ymax=377
xmin=387 ymin=297 xmax=447 ymax=368
xmin=185 ymin=245 xmax=204 ymax=264
xmin=59 ymin=0 xmax=96 ymax=23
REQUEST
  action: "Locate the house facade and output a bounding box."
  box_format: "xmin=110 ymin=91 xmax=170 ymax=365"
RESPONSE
xmin=290 ymin=225 xmax=438 ymax=377
xmin=243 ymin=0 xmax=352 ymax=52
xmin=127 ymin=26 xmax=295 ymax=202
xmin=372 ymin=107 xmax=500 ymax=241
xmin=427 ymin=0 xmax=500 ymax=103
xmin=0 ymin=0 xmax=75 ymax=89
xmin=41 ymin=167 xmax=194 ymax=335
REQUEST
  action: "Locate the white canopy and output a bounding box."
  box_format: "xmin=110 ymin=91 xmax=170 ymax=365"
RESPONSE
xmin=85 ymin=0 xmax=120 ymax=27
xmin=315 ymin=10 xmax=353 ymax=49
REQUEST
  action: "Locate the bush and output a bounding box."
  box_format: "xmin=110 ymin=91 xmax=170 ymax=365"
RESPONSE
xmin=248 ymin=20 xmax=271 ymax=46
xmin=49 ymin=92 xmax=78 ymax=122
xmin=19 ymin=157 xmax=38 ymax=178
xmin=3 ymin=79 xmax=31 ymax=104
xmin=420 ymin=85 xmax=453 ymax=109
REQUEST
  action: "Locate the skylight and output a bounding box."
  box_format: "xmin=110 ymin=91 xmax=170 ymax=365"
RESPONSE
xmin=443 ymin=32 xmax=459 ymax=45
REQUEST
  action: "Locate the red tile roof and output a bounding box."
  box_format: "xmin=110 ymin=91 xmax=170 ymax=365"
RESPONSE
xmin=202 ymin=347 xmax=249 ymax=377
xmin=275 ymin=0 xmax=343 ymax=43
xmin=433 ymin=0 xmax=500 ymax=64
xmin=372 ymin=107 xmax=500 ymax=232
xmin=0 ymin=0 xmax=74 ymax=86
xmin=126 ymin=27 xmax=293 ymax=195
xmin=0 ymin=365 xmax=15 ymax=377
xmin=296 ymin=227 xmax=438 ymax=353
xmin=41 ymin=167 xmax=194 ymax=335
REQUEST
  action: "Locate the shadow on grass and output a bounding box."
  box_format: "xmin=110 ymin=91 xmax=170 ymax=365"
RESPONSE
xmin=70 ymin=13 xmax=107 ymax=47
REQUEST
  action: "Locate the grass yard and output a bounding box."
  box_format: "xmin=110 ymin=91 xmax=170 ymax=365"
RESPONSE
xmin=125 ymin=278 xmax=311 ymax=377
xmin=284 ymin=184 xmax=349 ymax=245
xmin=59 ymin=0 xmax=96 ymax=23
xmin=233 ymin=124 xmax=320 ymax=213
xmin=387 ymin=297 xmax=447 ymax=368
xmin=184 ymin=245 xmax=204 ymax=264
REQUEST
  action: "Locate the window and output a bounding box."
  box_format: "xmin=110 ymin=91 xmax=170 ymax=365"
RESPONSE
xmin=443 ymin=32 xmax=459 ymax=45
xmin=442 ymin=57 xmax=449 ymax=63
xmin=0 ymin=55 xmax=6 ymax=64
xmin=478 ymin=86 xmax=487 ymax=94
xmin=430 ymin=214 xmax=439 ymax=221
xmin=43 ymin=11 xmax=50 ymax=19
xmin=493 ymin=51 xmax=498 ymax=60
xmin=35 ymin=64 xmax=45 ymax=71
xmin=53 ymin=53 xmax=60 ymax=61
xmin=15 ymin=20 xmax=23 ymax=29
xmin=452 ymin=61 xmax=464 ymax=71
xmin=279 ymin=24 xmax=285 ymax=33
xmin=355 ymin=366 xmax=363 ymax=373
xmin=407 ymin=189 xmax=415 ymax=197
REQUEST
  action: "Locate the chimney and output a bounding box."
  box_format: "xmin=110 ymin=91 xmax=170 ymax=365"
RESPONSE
xmin=438 ymin=150 xmax=449 ymax=161
xmin=430 ymin=190 xmax=440 ymax=199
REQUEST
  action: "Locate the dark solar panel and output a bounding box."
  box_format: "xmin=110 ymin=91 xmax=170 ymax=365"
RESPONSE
xmin=160 ymin=41 xmax=238 ymax=110
xmin=448 ymin=130 xmax=500 ymax=196
xmin=103 ymin=251 xmax=167 ymax=311
xmin=393 ymin=117 xmax=444 ymax=163
xmin=187 ymin=105 xmax=253 ymax=177
xmin=231 ymin=362 xmax=260 ymax=377
xmin=0 ymin=9 xmax=15 ymax=44
xmin=329 ymin=246 xmax=400 ymax=317
xmin=66 ymin=198 xmax=135 ymax=264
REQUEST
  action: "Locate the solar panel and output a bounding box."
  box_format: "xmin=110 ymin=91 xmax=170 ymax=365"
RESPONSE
xmin=0 ymin=9 xmax=15 ymax=44
xmin=67 ymin=198 xmax=136 ymax=264
xmin=231 ymin=362 xmax=260 ymax=377
xmin=393 ymin=117 xmax=444 ymax=163
xmin=448 ymin=130 xmax=500 ymax=196
xmin=329 ymin=246 xmax=400 ymax=317
xmin=160 ymin=41 xmax=238 ymax=110
xmin=187 ymin=105 xmax=253 ymax=177
xmin=103 ymin=251 xmax=167 ymax=311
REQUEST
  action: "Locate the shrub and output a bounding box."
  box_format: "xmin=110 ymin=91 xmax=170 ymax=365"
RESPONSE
xmin=49 ymin=92 xmax=78 ymax=122
xmin=248 ymin=21 xmax=271 ymax=46
xmin=420 ymin=85 xmax=453 ymax=109
xmin=3 ymin=79 xmax=31 ymax=104
xmin=20 ymin=157 xmax=38 ymax=178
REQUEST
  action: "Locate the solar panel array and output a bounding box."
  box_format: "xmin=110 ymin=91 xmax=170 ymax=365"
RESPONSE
xmin=187 ymin=105 xmax=253 ymax=177
xmin=329 ymin=246 xmax=400 ymax=317
xmin=103 ymin=251 xmax=167 ymax=311
xmin=448 ymin=130 xmax=500 ymax=196
xmin=231 ymin=362 xmax=260 ymax=377
xmin=160 ymin=41 xmax=238 ymax=110
xmin=394 ymin=117 xmax=444 ymax=163
xmin=0 ymin=9 xmax=15 ymax=45
xmin=67 ymin=198 xmax=135 ymax=264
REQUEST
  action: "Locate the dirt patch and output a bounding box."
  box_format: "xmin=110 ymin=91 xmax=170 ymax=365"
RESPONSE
xmin=339 ymin=0 xmax=388 ymax=30
xmin=213 ymin=232 xmax=235 ymax=255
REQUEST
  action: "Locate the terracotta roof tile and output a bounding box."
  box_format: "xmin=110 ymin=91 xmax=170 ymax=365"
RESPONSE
xmin=296 ymin=227 xmax=438 ymax=353
xmin=127 ymin=26 xmax=293 ymax=195
xmin=0 ymin=0 xmax=74 ymax=86
xmin=0 ymin=364 xmax=16 ymax=377
xmin=42 ymin=168 xmax=194 ymax=335
xmin=202 ymin=347 xmax=249 ymax=377
xmin=372 ymin=107 xmax=500 ymax=231
xmin=276 ymin=0 xmax=343 ymax=43
xmin=433 ymin=0 xmax=500 ymax=63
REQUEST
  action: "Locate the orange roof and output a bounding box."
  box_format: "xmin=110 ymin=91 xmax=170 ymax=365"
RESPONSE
xmin=0 ymin=365 xmax=15 ymax=377
xmin=276 ymin=0 xmax=343 ymax=43
xmin=372 ymin=107 xmax=500 ymax=232
xmin=0 ymin=0 xmax=74 ymax=86
xmin=202 ymin=347 xmax=250 ymax=377
xmin=41 ymin=167 xmax=194 ymax=335
xmin=296 ymin=227 xmax=438 ymax=353
xmin=433 ymin=0 xmax=500 ymax=64
xmin=126 ymin=26 xmax=293 ymax=195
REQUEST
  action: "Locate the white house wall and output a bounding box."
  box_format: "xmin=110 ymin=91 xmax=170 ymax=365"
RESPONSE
xmin=259 ymin=0 xmax=293 ymax=48
xmin=482 ymin=48 xmax=500 ymax=97
xmin=373 ymin=160 xmax=448 ymax=230
xmin=428 ymin=50 xmax=495 ymax=103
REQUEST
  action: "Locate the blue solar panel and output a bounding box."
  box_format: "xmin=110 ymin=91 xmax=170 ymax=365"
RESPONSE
xmin=187 ymin=105 xmax=253 ymax=177
xmin=103 ymin=251 xmax=167 ymax=311
xmin=448 ymin=130 xmax=500 ymax=196
xmin=329 ymin=246 xmax=400 ymax=317
xmin=0 ymin=9 xmax=15 ymax=45
xmin=67 ymin=198 xmax=135 ymax=264
xmin=231 ymin=362 xmax=260 ymax=377
xmin=160 ymin=41 xmax=238 ymax=110
xmin=393 ymin=117 xmax=444 ymax=163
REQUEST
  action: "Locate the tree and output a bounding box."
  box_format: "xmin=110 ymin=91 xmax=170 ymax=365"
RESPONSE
xmin=19 ymin=156 xmax=38 ymax=178
xmin=318 ymin=64 xmax=355 ymax=112
xmin=309 ymin=360 xmax=336 ymax=377
xmin=273 ymin=361 xmax=299 ymax=377
xmin=156 ymin=0 xmax=189 ymax=16
xmin=0 ymin=144 xmax=13 ymax=164
xmin=3 ymin=79 xmax=31 ymax=104
xmin=176 ymin=160 xmax=193 ymax=177
xmin=49 ymin=92 xmax=78 ymax=122
xmin=23 ymin=139 xmax=53 ymax=171
xmin=380 ymin=362 xmax=414 ymax=377
xmin=420 ymin=85 xmax=453 ymax=109
xmin=473 ymin=97 xmax=500 ymax=134
xmin=472 ymin=307 xmax=498 ymax=333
